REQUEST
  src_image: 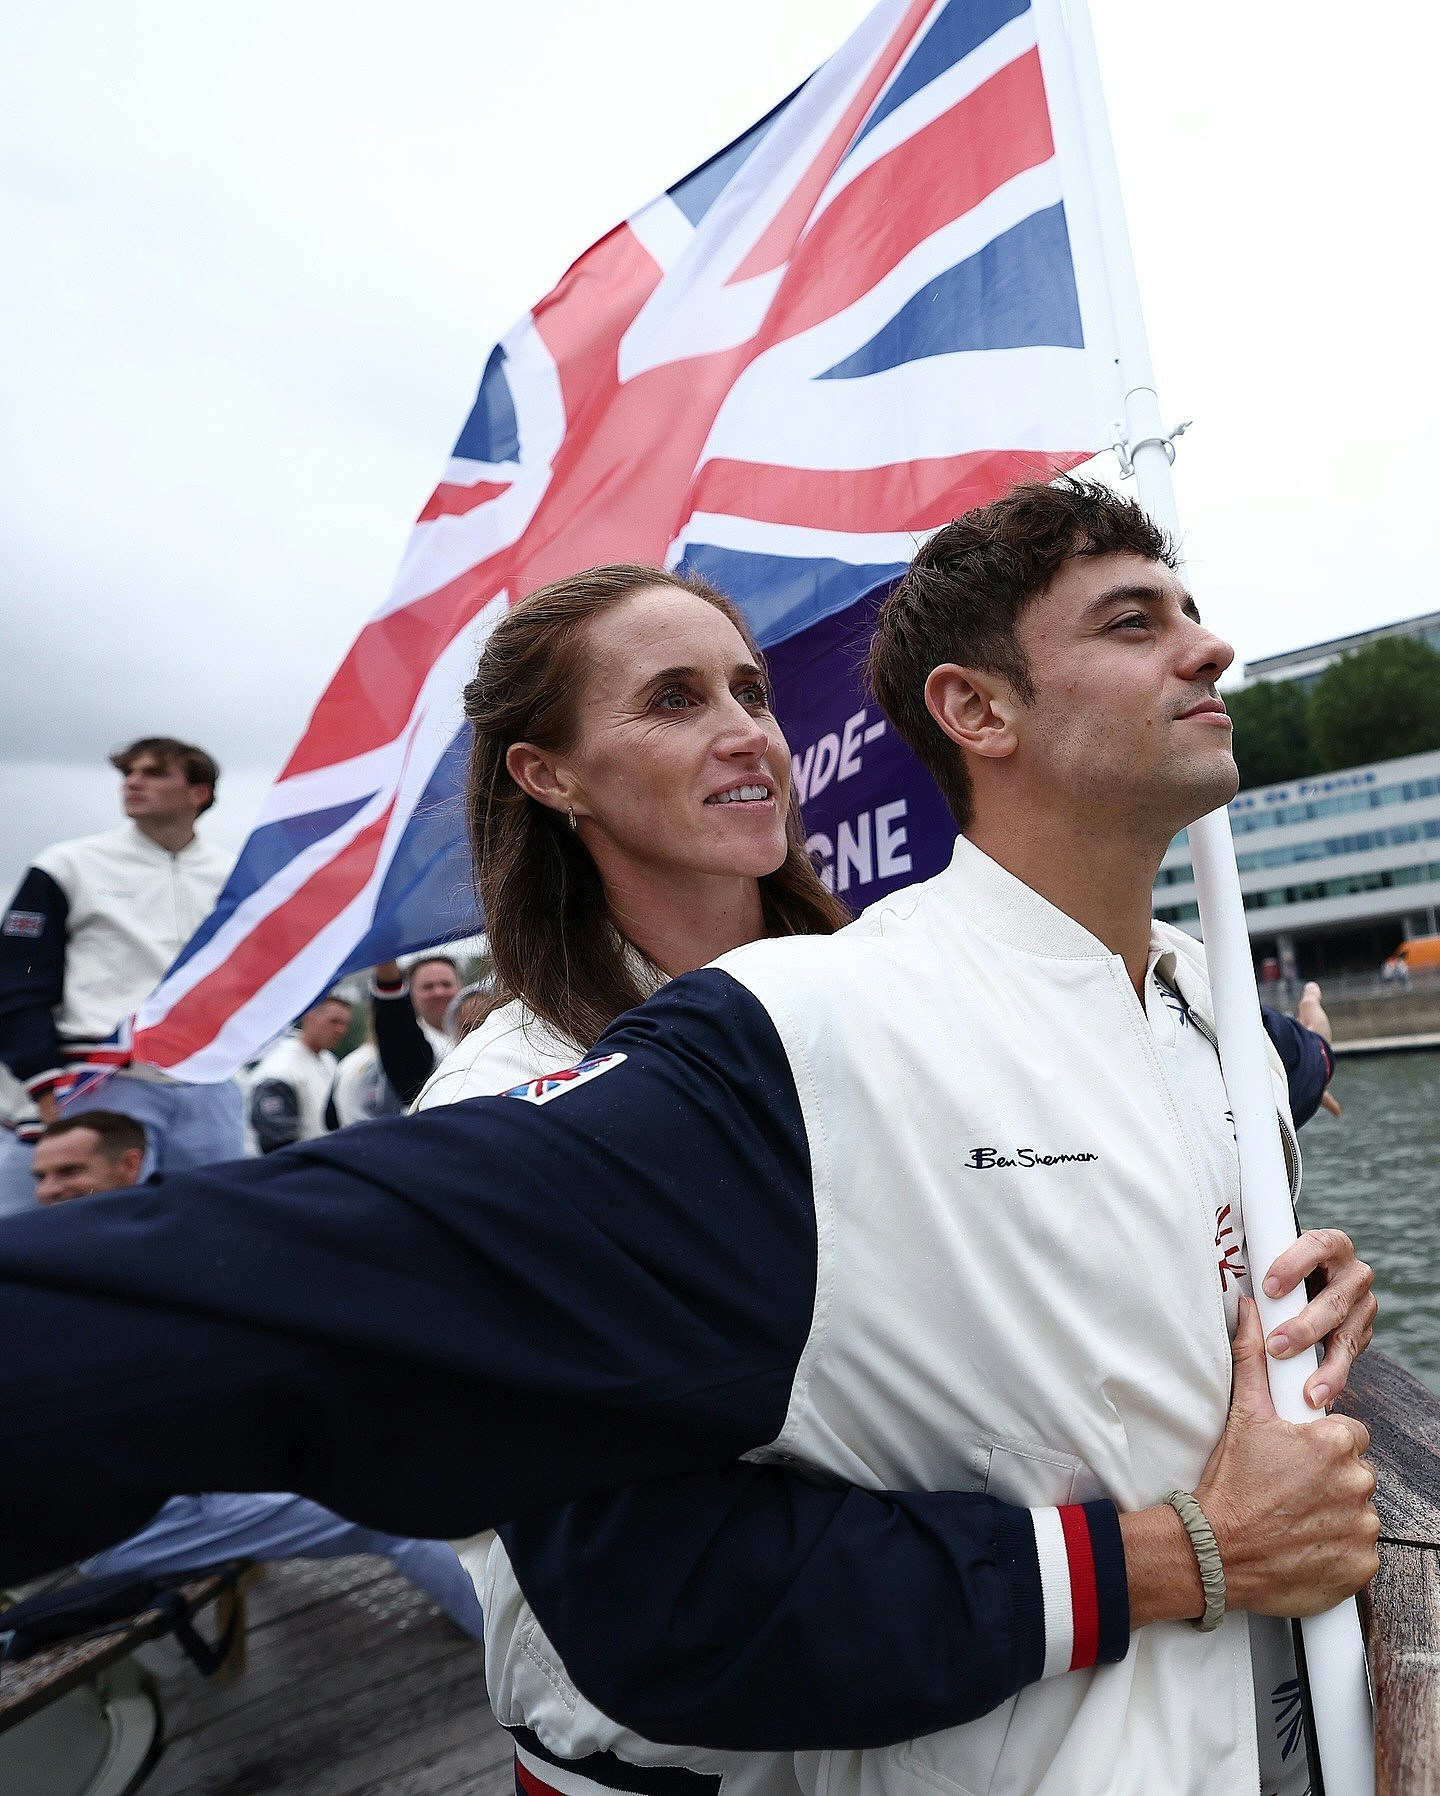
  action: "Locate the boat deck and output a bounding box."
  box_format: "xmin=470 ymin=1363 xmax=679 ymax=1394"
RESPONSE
xmin=142 ymin=1555 xmax=514 ymax=1796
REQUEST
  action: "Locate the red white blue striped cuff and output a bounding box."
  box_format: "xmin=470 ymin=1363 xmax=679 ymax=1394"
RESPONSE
xmin=22 ymin=1067 xmax=64 ymax=1100
xmin=1029 ymin=1502 xmax=1128 ymax=1676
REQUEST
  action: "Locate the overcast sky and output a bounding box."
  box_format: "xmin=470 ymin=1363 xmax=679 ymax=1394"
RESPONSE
xmin=3 ymin=1 xmax=1435 ymax=899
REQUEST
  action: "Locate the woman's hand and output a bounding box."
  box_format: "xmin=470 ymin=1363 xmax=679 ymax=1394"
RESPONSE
xmin=1261 ymin=1228 xmax=1377 ymax=1410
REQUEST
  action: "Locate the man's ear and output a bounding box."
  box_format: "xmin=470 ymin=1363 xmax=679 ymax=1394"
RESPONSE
xmin=116 ymin=1148 xmax=145 ymax=1188
xmin=923 ymin=664 xmax=1021 ymax=762
xmin=505 ymin=742 xmax=578 ymax=816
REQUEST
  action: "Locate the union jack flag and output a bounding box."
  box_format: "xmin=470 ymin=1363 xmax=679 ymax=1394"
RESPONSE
xmin=502 ymin=1053 xmax=628 ymax=1106
xmin=134 ymin=0 xmax=1127 ymax=1081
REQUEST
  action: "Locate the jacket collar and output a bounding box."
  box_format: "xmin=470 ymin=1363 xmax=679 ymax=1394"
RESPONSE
xmin=933 ymin=833 xmax=1133 ymax=963
xmin=931 ymin=834 xmax=1218 ymax=1011
xmin=122 ymin=822 xmax=202 ymax=862
xmin=1150 ymin=928 xmax=1217 ymax=1033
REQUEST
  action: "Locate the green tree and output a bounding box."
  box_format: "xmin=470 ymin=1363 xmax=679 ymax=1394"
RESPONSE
xmin=1309 ymin=636 xmax=1440 ymax=771
xmin=1226 ymin=678 xmax=1314 ymax=789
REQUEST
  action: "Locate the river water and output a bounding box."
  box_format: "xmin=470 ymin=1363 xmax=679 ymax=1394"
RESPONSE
xmin=1296 ymin=1050 xmax=1440 ymax=1393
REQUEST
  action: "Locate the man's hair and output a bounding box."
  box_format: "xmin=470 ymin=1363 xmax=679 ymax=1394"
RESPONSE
xmin=110 ymin=737 xmax=221 ymax=814
xmin=309 ymin=993 xmax=352 ymax=1013
xmin=36 ymin=1110 xmax=147 ymax=1158
xmin=410 ymin=954 xmax=460 ymax=978
xmin=867 ymin=477 xmax=1176 ymax=827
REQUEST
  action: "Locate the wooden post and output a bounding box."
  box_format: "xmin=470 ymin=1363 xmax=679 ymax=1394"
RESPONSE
xmin=1340 ymin=1351 xmax=1440 ymax=1792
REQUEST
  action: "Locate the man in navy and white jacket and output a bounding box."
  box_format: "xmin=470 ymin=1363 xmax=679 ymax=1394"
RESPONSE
xmin=0 ymin=485 xmax=1377 ymax=1794
xmin=0 ymin=736 xmax=240 ymax=1189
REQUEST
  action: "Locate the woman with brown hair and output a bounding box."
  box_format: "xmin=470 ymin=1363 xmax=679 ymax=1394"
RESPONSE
xmin=411 ymin=562 xmax=881 ymax=1796
xmin=417 ymin=560 xmax=846 ymax=1104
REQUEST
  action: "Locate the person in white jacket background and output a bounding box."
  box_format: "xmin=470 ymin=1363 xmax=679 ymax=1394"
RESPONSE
xmin=244 ymin=993 xmax=352 ymax=1153
xmin=0 ymin=736 xmax=239 ymax=1197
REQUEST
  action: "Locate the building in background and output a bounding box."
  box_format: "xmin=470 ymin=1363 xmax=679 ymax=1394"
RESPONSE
xmin=1244 ymin=609 xmax=1440 ymax=694
xmin=1154 ymin=747 xmax=1440 ymax=979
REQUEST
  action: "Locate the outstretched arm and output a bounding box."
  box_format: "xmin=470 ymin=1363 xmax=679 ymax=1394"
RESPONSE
xmin=0 ymin=971 xmax=815 ymax=1577
xmin=0 ymin=966 xmax=1136 ymax=1748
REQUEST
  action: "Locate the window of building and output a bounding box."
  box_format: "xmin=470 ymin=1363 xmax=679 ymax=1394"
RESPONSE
xmin=1157 ymin=815 xmax=1440 ymax=892
xmin=1237 ymin=858 xmax=1440 ymax=912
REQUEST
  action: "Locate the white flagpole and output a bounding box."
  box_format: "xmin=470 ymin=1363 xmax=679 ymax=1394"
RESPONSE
xmin=1051 ymin=4 xmax=1375 ymax=1791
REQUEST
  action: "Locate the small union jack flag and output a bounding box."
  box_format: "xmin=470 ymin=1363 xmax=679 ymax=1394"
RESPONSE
xmin=133 ymin=0 xmax=1127 ymax=1081
xmin=502 ymin=1054 xmax=628 ymax=1106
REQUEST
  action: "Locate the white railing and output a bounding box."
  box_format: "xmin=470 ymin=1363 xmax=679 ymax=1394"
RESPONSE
xmin=1261 ymin=966 xmax=1440 ymax=1009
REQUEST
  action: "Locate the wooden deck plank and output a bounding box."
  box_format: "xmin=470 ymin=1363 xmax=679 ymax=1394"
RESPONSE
xmin=343 ymin=1733 xmax=517 ymax=1796
xmin=235 ymin=1557 xmax=400 ymax=1630
xmin=159 ymin=1565 xmax=464 ymax=1736
xmin=149 ymin=1626 xmax=483 ymax=1773
xmin=155 ymin=1621 xmax=470 ymax=1763
xmin=141 ymin=1557 xmax=510 ymax=1796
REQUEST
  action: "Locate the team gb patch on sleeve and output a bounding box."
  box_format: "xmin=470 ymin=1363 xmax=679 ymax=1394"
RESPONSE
xmin=502 ymin=1053 xmax=627 ymax=1105
xmin=2 ymin=911 xmax=45 ymax=938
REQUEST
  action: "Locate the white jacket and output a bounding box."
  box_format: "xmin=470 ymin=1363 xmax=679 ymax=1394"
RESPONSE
xmin=244 ymin=1033 xmax=338 ymax=1154
xmin=33 ymin=824 xmax=232 ymax=1053
xmin=430 ymin=836 xmax=1302 ymax=1796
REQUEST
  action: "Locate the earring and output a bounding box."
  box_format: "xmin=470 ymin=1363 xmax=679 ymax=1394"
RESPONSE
xmin=567 ymin=805 xmax=577 ymax=830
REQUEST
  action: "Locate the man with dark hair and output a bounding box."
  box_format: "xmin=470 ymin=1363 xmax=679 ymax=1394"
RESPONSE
xmin=109 ymin=737 xmax=221 ymax=814
xmin=31 ymin=1110 xmax=147 ymax=1206
xmin=0 ymin=736 xmax=241 ymax=1198
xmin=0 ymin=483 xmax=1377 ymax=1795
xmin=869 ymin=481 xmax=1337 ymax=1115
xmin=867 ymin=478 xmax=1173 ymax=827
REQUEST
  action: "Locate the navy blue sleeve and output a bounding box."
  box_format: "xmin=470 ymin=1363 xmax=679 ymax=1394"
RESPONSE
xmin=249 ymin=1078 xmax=303 ymax=1152
xmin=372 ymin=984 xmax=435 ymax=1104
xmin=1261 ymin=1006 xmax=1334 ymax=1129
xmin=499 ymin=1466 xmax=1066 ymax=1750
xmin=0 ymin=971 xmax=817 ymax=1581
xmin=0 ymin=867 xmax=68 ymax=1090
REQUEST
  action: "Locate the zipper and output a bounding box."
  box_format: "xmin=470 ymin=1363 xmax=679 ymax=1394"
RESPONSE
xmin=1111 ymin=960 xmax=1233 ymax=1332
xmin=1183 ymin=1002 xmax=1302 ymax=1209
xmin=170 ymin=853 xmax=185 ymax=952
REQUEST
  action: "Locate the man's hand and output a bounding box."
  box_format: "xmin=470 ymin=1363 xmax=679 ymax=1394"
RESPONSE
xmin=1261 ymin=1228 xmax=1376 ymax=1410
xmin=1120 ymin=1299 xmax=1379 ymax=1629
xmin=1296 ymin=980 xmax=1342 ymax=1116
xmin=35 ymin=1090 xmax=56 ymax=1126
xmin=1196 ymin=1297 xmax=1378 ymax=1618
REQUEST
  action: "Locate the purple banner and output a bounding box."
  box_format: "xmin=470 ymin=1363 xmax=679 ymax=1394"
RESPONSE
xmin=767 ymin=587 xmax=957 ymax=913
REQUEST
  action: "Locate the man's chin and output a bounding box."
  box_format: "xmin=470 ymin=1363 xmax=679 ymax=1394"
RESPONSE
xmin=1174 ymin=756 xmax=1241 ymax=830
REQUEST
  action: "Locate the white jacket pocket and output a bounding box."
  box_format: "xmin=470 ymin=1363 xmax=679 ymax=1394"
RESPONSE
xmin=982 ymin=1443 xmax=1079 ymax=1507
